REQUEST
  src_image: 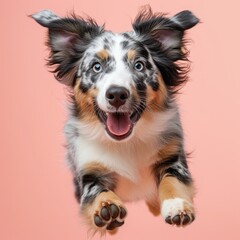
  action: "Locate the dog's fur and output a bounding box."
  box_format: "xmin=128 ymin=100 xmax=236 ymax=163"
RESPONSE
xmin=32 ymin=6 xmax=199 ymax=235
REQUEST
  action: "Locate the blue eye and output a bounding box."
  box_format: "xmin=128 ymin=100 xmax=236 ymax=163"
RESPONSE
xmin=134 ymin=61 xmax=144 ymax=71
xmin=92 ymin=62 xmax=102 ymax=73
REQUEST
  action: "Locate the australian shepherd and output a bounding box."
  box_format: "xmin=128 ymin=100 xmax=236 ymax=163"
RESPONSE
xmin=32 ymin=6 xmax=199 ymax=235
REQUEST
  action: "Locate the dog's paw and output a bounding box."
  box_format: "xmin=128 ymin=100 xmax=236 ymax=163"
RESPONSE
xmin=94 ymin=201 xmax=127 ymax=230
xmin=161 ymin=198 xmax=195 ymax=227
xmin=86 ymin=191 xmax=127 ymax=231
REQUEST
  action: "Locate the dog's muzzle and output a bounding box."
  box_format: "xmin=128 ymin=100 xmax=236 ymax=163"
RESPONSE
xmin=105 ymin=86 xmax=132 ymax=139
xmin=95 ymin=86 xmax=141 ymax=141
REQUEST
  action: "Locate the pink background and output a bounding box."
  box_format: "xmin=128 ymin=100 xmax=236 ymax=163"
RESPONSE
xmin=1 ymin=0 xmax=240 ymax=239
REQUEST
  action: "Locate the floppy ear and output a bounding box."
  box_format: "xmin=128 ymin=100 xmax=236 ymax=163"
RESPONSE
xmin=133 ymin=7 xmax=199 ymax=61
xmin=31 ymin=10 xmax=104 ymax=86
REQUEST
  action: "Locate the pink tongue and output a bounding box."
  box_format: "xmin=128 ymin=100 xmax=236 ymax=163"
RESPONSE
xmin=106 ymin=113 xmax=131 ymax=136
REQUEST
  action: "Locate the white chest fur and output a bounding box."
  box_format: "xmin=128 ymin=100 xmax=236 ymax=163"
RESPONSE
xmin=64 ymin=107 xmax=179 ymax=202
xmin=114 ymin=165 xmax=158 ymax=202
xmin=74 ymin=135 xmax=159 ymax=202
xmin=74 ymin=134 xmax=158 ymax=180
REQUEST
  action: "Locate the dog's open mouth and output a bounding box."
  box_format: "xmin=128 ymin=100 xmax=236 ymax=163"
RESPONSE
xmin=106 ymin=112 xmax=133 ymax=140
xmin=97 ymin=110 xmax=139 ymax=140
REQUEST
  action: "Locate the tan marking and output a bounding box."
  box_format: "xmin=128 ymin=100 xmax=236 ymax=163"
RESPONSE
xmin=146 ymin=200 xmax=160 ymax=216
xmin=130 ymin=82 xmax=139 ymax=100
xmin=127 ymin=50 xmax=136 ymax=61
xmin=140 ymin=73 xmax=168 ymax=124
xmin=159 ymin=176 xmax=195 ymax=208
xmin=147 ymin=73 xmax=168 ymax=112
xmin=158 ymin=138 xmax=181 ymax=161
xmin=146 ymin=138 xmax=182 ymax=217
xmin=73 ymin=78 xmax=99 ymax=122
xmin=96 ymin=49 xmax=109 ymax=60
xmin=130 ymin=72 xmax=168 ymax=125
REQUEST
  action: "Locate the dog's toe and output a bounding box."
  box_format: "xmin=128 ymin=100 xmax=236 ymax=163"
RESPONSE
xmin=162 ymin=198 xmax=195 ymax=227
xmin=93 ymin=201 xmax=127 ymax=230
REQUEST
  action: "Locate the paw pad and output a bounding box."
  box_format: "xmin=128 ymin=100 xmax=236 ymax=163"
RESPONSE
xmin=165 ymin=212 xmax=195 ymax=226
xmin=94 ymin=202 xmax=127 ymax=230
xmin=162 ymin=198 xmax=195 ymax=227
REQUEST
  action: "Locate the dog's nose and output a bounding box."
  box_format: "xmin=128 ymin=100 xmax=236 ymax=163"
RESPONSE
xmin=106 ymin=86 xmax=130 ymax=108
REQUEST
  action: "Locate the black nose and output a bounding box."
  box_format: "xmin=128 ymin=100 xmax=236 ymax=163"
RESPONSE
xmin=106 ymin=86 xmax=130 ymax=108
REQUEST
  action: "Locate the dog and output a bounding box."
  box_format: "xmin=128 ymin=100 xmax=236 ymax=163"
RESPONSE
xmin=32 ymin=6 xmax=199 ymax=235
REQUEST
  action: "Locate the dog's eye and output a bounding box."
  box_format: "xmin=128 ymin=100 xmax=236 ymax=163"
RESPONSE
xmin=92 ymin=62 xmax=102 ymax=73
xmin=134 ymin=61 xmax=144 ymax=71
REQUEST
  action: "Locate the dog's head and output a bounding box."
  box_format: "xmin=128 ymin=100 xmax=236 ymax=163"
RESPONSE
xmin=32 ymin=7 xmax=198 ymax=142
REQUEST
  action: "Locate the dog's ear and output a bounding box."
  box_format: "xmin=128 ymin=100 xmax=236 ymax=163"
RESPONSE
xmin=132 ymin=7 xmax=199 ymax=61
xmin=31 ymin=10 xmax=104 ymax=86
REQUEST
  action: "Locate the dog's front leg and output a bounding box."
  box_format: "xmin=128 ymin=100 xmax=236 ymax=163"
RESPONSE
xmin=74 ymin=162 xmax=127 ymax=233
xmin=159 ymin=175 xmax=195 ymax=226
xmin=153 ymin=148 xmax=196 ymax=227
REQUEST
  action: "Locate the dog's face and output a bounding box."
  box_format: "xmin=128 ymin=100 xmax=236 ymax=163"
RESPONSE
xmin=32 ymin=8 xmax=198 ymax=141
xmin=75 ymin=32 xmax=167 ymax=140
